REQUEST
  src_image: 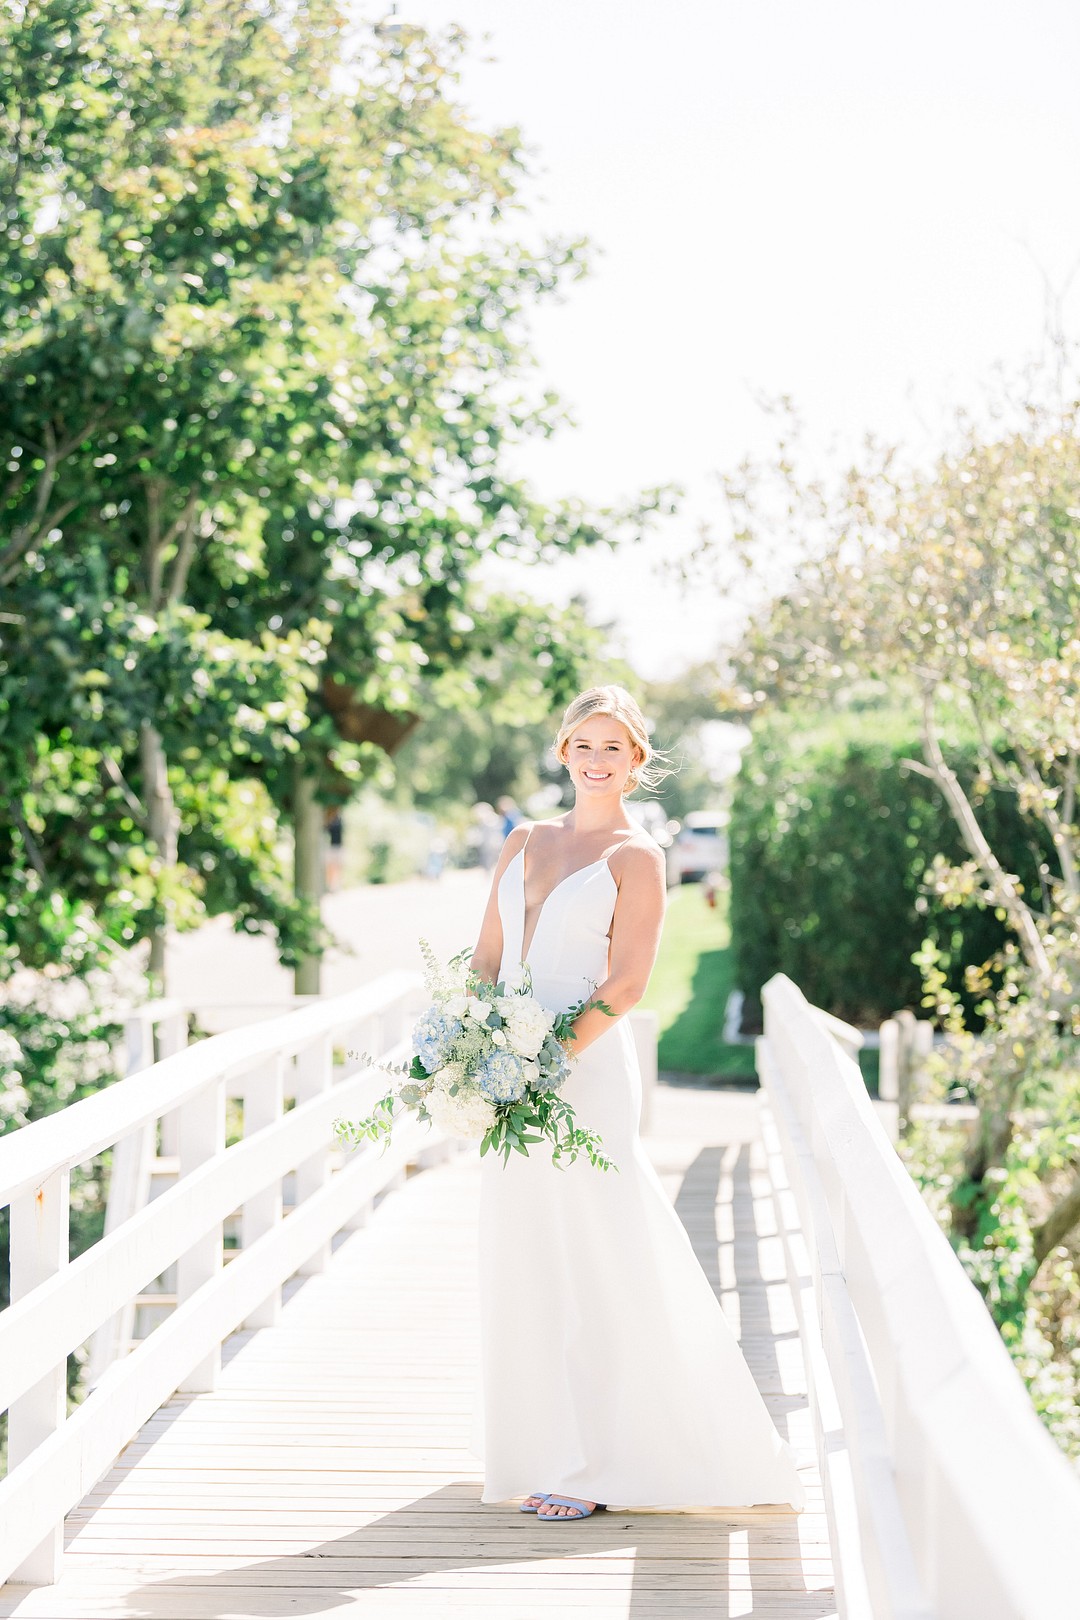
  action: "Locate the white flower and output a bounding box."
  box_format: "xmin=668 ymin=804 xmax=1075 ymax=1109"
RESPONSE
xmin=521 ymin=1059 xmax=540 ymax=1085
xmin=432 ymin=1062 xmax=466 ymax=1092
xmin=441 ymin=957 xmax=471 ymax=994
xmin=443 ymin=994 xmax=470 ymax=1019
xmin=425 ymin=1085 xmax=497 ymax=1141
xmin=501 ymin=996 xmax=556 ymax=1059
xmin=491 ymin=1029 xmax=507 ymax=1047
xmin=463 ymin=996 xmax=489 ymax=1023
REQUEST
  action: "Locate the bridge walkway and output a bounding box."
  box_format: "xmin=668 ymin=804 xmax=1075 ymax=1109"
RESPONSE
xmin=0 ymin=1086 xmax=833 ymax=1620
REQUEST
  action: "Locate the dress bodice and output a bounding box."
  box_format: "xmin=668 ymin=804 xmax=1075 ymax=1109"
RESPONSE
xmin=497 ymin=849 xmax=616 ymax=1015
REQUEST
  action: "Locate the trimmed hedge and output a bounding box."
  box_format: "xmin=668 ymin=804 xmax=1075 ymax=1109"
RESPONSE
xmin=729 ymin=711 xmax=1047 ymax=1028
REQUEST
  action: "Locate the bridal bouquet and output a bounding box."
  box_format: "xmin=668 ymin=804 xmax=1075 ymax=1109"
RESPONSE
xmin=334 ymin=941 xmax=616 ymax=1171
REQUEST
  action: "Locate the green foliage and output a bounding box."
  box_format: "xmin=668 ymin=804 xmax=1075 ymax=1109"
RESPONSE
xmin=705 ymin=390 xmax=1080 ymax=1456
xmin=640 ymin=662 xmax=740 ymax=821
xmin=1 ymin=0 xmax=662 ymax=976
xmin=729 ymin=709 xmax=1046 ymax=1026
xmin=639 ymin=884 xmax=753 ymax=1078
xmin=478 ymin=1086 xmax=616 ymax=1173
xmin=391 ymin=595 xmax=622 ymax=816
xmin=901 ymin=954 xmax=1080 ymax=1460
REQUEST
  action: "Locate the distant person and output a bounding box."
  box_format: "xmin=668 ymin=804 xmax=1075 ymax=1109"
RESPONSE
xmin=496 ymin=795 xmax=522 ymax=839
xmin=470 ymin=802 xmax=503 ymax=870
xmin=423 ymin=835 xmax=448 ymax=881
xmin=324 ymin=808 xmax=344 ymax=893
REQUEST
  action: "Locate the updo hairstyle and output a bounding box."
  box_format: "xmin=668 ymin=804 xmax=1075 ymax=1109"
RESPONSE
xmin=554 ymin=685 xmax=666 ymax=796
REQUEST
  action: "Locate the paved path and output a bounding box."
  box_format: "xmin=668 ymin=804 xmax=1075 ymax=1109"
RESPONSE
xmin=0 ymin=1087 xmax=835 ymax=1620
xmin=167 ymin=871 xmax=492 ymax=1026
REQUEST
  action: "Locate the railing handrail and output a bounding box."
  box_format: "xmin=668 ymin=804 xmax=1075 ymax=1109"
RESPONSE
xmin=0 ymin=1052 xmax=406 ymax=1416
xmin=0 ymin=969 xmax=431 ymax=1589
xmin=0 ymin=971 xmax=417 ymax=1208
xmin=761 ymin=972 xmax=1080 ymax=1620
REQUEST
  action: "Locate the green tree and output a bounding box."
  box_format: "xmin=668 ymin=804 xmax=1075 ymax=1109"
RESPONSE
xmin=0 ymin=0 xmax=665 ymax=991
xmin=392 ymin=592 xmax=626 ymax=817
xmin=641 ymin=662 xmax=742 ymax=820
xmin=696 ymin=394 xmax=1080 ymax=1451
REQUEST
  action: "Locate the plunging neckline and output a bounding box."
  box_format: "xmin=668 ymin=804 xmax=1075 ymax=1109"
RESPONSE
xmin=514 ymin=847 xmax=615 ymax=966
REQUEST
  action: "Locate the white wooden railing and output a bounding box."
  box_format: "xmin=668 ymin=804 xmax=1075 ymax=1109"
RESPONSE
xmin=0 ymin=971 xmax=443 ymax=1589
xmin=85 ymin=998 xmax=190 ymax=1385
xmin=758 ymin=973 xmax=1080 ymax=1620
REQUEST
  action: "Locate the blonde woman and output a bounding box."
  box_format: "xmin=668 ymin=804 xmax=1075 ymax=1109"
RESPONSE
xmin=469 ymin=685 xmax=805 ymax=1521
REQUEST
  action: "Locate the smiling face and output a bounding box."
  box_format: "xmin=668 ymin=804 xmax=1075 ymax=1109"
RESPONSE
xmin=562 ymin=713 xmax=643 ymax=799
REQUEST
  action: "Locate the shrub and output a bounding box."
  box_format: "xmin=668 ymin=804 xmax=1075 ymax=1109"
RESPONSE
xmin=729 ymin=710 xmax=1047 ymax=1027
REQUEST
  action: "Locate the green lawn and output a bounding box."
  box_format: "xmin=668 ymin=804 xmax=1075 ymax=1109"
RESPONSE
xmin=640 ymin=884 xmax=757 ymax=1080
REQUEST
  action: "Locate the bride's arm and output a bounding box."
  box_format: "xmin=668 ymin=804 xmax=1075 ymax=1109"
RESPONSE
xmin=564 ymin=840 xmax=666 ymax=1057
xmin=470 ymin=823 xmax=531 ymax=984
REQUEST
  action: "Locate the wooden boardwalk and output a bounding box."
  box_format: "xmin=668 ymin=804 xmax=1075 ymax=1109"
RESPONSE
xmin=0 ymin=1086 xmax=834 ymax=1620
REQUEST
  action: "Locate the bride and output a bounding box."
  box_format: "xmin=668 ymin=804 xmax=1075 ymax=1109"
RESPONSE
xmin=469 ymin=684 xmax=805 ymax=1521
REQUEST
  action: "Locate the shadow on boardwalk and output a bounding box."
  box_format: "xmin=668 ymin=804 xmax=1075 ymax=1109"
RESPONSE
xmin=67 ymin=1479 xmax=834 ymax=1619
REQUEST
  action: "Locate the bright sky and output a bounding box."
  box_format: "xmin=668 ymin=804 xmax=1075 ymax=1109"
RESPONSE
xmin=399 ymin=0 xmax=1080 ymax=679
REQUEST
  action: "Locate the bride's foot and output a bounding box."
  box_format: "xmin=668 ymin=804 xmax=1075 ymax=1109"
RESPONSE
xmin=521 ymin=1492 xmax=550 ymax=1511
xmin=537 ymin=1495 xmax=597 ymax=1518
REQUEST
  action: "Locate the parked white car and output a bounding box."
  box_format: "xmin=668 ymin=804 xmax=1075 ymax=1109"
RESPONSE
xmin=665 ymin=812 xmax=727 ymax=885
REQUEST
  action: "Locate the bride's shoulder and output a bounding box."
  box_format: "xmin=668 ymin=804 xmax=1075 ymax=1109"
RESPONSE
xmin=495 ymin=819 xmax=539 ymax=870
xmin=517 ymin=814 xmax=569 ymax=849
xmin=611 ymin=830 xmax=665 ymax=885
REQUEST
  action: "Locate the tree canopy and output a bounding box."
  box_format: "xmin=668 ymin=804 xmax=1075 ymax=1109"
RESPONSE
xmin=699 ymin=391 xmax=1080 ymax=1454
xmin=0 ymin=0 xmax=664 ymax=986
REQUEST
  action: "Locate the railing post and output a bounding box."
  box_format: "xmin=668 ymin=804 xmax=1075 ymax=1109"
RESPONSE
xmin=630 ymin=1008 xmax=659 ymax=1134
xmin=893 ymin=1009 xmax=934 ymax=1133
xmin=125 ymin=1007 xmax=155 ymax=1075
xmin=241 ymin=1055 xmax=285 ymax=1327
xmin=294 ymin=1036 xmax=333 ymax=1274
xmin=339 ymin=1015 xmax=379 ymax=1232
xmin=156 ymin=1007 xmax=188 ymax=1157
xmin=878 ymin=1018 xmax=899 ymax=1102
xmin=176 ymin=1077 xmax=225 ymax=1391
xmin=84 ymin=1120 xmax=155 ymax=1388
xmin=7 ymin=1168 xmax=70 ymax=1584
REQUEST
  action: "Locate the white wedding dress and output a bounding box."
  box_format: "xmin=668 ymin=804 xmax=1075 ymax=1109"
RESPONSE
xmin=470 ymin=836 xmax=806 ymax=1510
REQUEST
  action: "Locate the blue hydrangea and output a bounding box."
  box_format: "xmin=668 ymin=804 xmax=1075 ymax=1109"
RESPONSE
xmin=475 ymin=1049 xmax=527 ymax=1104
xmin=413 ymin=1008 xmax=459 ymax=1073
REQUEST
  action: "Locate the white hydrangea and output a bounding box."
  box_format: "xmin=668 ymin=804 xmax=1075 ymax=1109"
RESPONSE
xmin=431 ymin=1061 xmax=466 ymax=1093
xmin=425 ymin=1084 xmax=497 ymax=1141
xmin=498 ymin=994 xmax=556 ymax=1059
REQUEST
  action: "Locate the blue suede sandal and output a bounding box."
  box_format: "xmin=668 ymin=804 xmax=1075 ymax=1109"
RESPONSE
xmin=519 ymin=1493 xmax=551 ymax=1513
xmin=537 ymin=1496 xmax=606 ymax=1520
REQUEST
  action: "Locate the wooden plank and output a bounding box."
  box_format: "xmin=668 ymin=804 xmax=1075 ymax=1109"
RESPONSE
xmin=18 ymin=1562 xmax=838 ymax=1588
xmin=0 ymin=1587 xmax=841 ymax=1613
